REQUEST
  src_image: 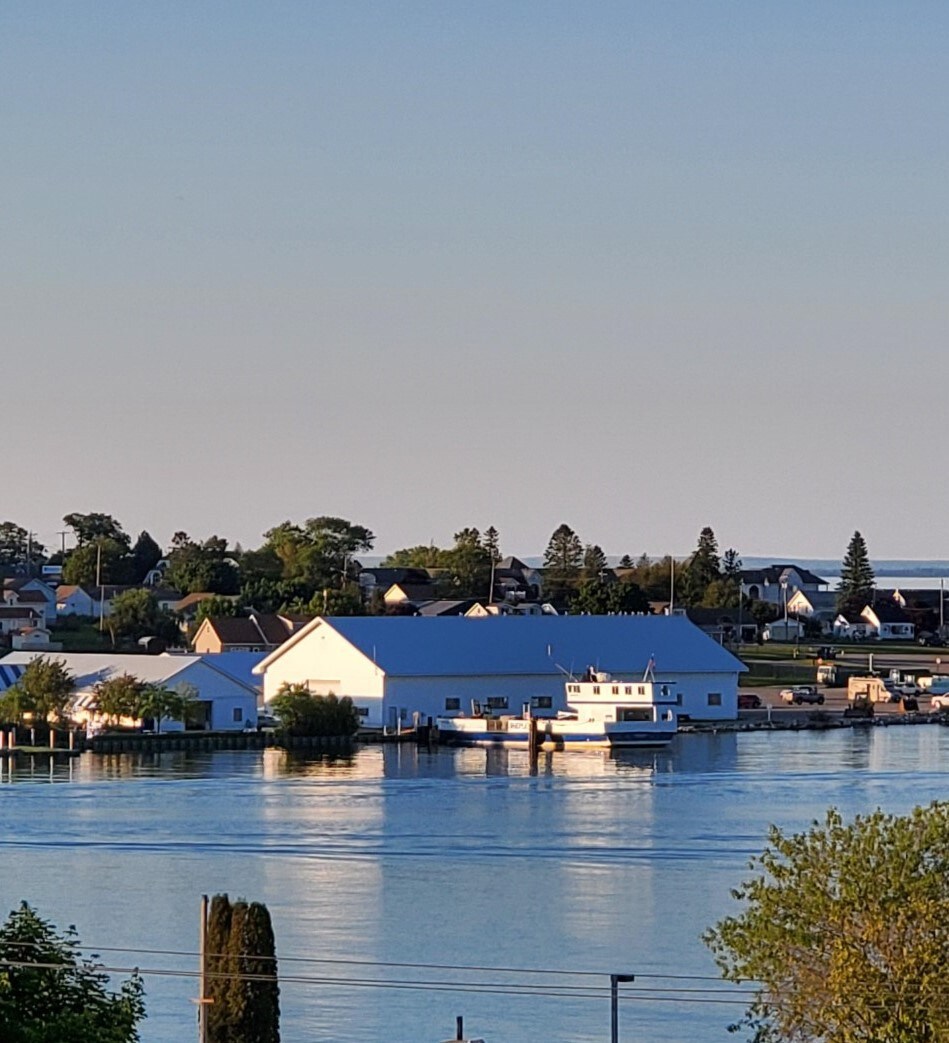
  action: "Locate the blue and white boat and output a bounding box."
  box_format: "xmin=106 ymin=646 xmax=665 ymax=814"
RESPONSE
xmin=435 ymin=669 xmax=678 ymax=749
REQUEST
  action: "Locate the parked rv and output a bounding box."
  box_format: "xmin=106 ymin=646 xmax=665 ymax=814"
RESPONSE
xmin=847 ymin=676 xmax=895 ymax=705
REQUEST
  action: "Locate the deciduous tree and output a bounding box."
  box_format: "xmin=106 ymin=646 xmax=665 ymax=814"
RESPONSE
xmin=63 ymin=512 xmax=130 ymax=549
xmin=270 ymin=685 xmax=360 ymax=737
xmin=165 ymin=533 xmax=240 ymax=595
xmin=0 ymin=656 xmax=75 ymax=724
xmin=705 ymin=802 xmax=949 ymax=1043
xmin=0 ymin=902 xmax=145 ymax=1043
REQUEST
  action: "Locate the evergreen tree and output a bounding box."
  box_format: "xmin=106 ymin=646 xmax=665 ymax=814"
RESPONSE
xmin=617 ymin=554 xmax=634 ymax=569
xmin=582 ymin=543 xmax=608 ymax=580
xmin=206 ymin=895 xmax=233 ymax=1043
xmin=837 ymin=530 xmax=875 ymax=614
xmin=543 ymin=524 xmax=583 ymax=605
xmin=481 ymin=526 xmax=501 ymax=564
xmin=681 ymin=527 xmax=721 ymax=606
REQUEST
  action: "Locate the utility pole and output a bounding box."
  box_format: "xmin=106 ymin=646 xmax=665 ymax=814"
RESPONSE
xmin=96 ymin=542 xmax=105 ymax=632
xmin=669 ymin=556 xmax=675 ymax=613
xmin=194 ymin=894 xmax=210 ymax=1043
xmin=611 ymin=973 xmax=635 ymax=1043
xmin=57 ymin=530 xmax=68 ymax=557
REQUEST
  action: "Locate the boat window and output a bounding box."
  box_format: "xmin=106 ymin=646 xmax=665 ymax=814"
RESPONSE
xmin=593 ymin=685 xmax=600 ymax=694
xmin=445 ymin=697 xmax=461 ymax=711
xmin=624 ymin=686 xmax=632 ymax=695
xmin=612 ymin=685 xmax=619 ymax=695
xmin=638 ymin=686 xmax=645 ymax=695
xmin=707 ymin=692 xmax=722 ymax=707
xmin=619 ymin=707 xmax=652 ymax=722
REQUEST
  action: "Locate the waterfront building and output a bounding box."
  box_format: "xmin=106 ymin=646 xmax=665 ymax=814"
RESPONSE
xmin=0 ymin=651 xmax=258 ymax=730
xmin=254 ymin=615 xmax=745 ymax=728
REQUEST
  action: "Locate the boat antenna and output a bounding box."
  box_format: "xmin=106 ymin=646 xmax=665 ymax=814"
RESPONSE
xmin=643 ymin=655 xmax=656 ymax=683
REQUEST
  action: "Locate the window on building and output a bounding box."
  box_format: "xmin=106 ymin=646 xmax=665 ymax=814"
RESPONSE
xmin=445 ymin=697 xmax=461 ymax=711
xmin=707 ymin=692 xmax=722 ymax=707
xmin=532 ymin=696 xmax=553 ymax=709
xmin=486 ymin=696 xmax=509 ymax=710
xmin=232 ymin=707 xmax=243 ymax=722
xmin=355 ymin=707 xmax=369 ymax=717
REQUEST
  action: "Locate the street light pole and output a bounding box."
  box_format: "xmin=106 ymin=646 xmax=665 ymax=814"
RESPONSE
xmin=611 ymin=973 xmax=635 ymax=1043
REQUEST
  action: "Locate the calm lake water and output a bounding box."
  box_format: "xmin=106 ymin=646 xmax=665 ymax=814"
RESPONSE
xmin=2 ymin=728 xmax=948 ymax=1042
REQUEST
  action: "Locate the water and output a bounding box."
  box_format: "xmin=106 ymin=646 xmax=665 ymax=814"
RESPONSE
xmin=2 ymin=729 xmax=948 ymax=1042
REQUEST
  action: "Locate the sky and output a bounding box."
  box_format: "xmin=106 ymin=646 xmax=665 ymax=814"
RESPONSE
xmin=3 ymin=2 xmax=948 ymax=560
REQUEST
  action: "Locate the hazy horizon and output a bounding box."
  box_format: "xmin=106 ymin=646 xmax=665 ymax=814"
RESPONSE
xmin=5 ymin=2 xmax=947 ymax=558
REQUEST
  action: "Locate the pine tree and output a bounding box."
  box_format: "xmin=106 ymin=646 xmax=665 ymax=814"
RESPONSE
xmin=837 ymin=530 xmax=875 ymax=614
xmin=617 ymin=554 xmax=634 ymax=569
xmin=207 ymin=895 xmax=234 ymax=1043
xmin=582 ymin=543 xmax=608 ymax=580
xmin=543 ymin=524 xmax=583 ymax=606
xmin=681 ymin=527 xmax=721 ymax=606
xmin=481 ymin=526 xmax=501 ymax=564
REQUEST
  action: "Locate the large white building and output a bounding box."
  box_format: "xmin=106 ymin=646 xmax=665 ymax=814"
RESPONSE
xmin=0 ymin=652 xmax=258 ymax=731
xmin=254 ymin=615 xmax=746 ymax=726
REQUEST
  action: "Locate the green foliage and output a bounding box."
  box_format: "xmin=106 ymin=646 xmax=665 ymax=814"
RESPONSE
xmin=93 ymin=674 xmax=194 ymax=732
xmin=447 ymin=527 xmax=491 ymax=598
xmin=837 ymin=530 xmax=875 ymax=615
xmin=165 ymin=533 xmax=240 ymax=595
xmin=572 ymin=578 xmax=650 ymax=615
xmin=481 ymin=526 xmax=501 ymax=564
xmin=63 ymin=512 xmax=130 ymax=549
xmin=129 ymin=531 xmax=162 ymax=584
xmin=581 ymin=543 xmax=608 ymax=580
xmin=701 ymin=577 xmax=740 ymax=609
xmin=138 ymin=684 xmax=194 ymax=734
xmin=0 ymin=901 xmax=145 ymax=1043
xmin=270 ymin=684 xmax=360 ymax=737
xmin=620 ymin=553 xmax=684 ymax=601
xmin=381 ymin=543 xmax=448 ymax=569
xmin=617 ymin=554 xmax=634 ymax=569
xmin=705 ymin=803 xmax=949 ymax=1043
xmin=62 ymin=538 xmax=130 ymax=585
xmin=263 ymin=517 xmax=373 ymax=590
xmin=107 ymin=589 xmax=179 ymax=646
xmin=301 ymin=585 xmax=364 ymax=617
xmin=0 ymin=522 xmax=45 ymax=571
xmin=543 ymin=523 xmax=583 ymax=605
xmin=207 ymin=895 xmax=279 ymax=1043
xmin=680 ymin=526 xmax=721 ymax=606
xmin=0 ymin=657 xmax=75 ymax=724
xmin=195 ymin=595 xmax=245 ymax=625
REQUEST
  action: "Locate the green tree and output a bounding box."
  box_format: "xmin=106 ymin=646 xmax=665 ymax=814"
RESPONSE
xmin=543 ymin=524 xmax=583 ymax=606
xmin=572 ymin=578 xmax=650 ymax=615
xmin=107 ymin=589 xmax=179 ymax=646
xmin=194 ymin=595 xmax=245 ymax=625
xmin=129 ymin=531 xmax=162 ymax=583
xmin=207 ymin=895 xmax=235 ymax=1043
xmin=481 ymin=526 xmax=501 ymax=564
xmin=63 ymin=512 xmax=130 ymax=549
xmin=62 ymin=537 xmax=130 ymax=585
xmin=447 ymin=527 xmax=491 ymax=597
xmin=837 ymin=530 xmax=875 ymax=615
xmin=0 ymin=901 xmax=145 ymax=1043
xmin=0 ymin=657 xmax=75 ymax=724
xmin=0 ymin=522 xmax=46 ymax=573
xmin=680 ymin=527 xmax=721 ymax=606
xmin=263 ymin=517 xmax=374 ymax=591
xmin=705 ymin=803 xmax=949 ymax=1043
xmin=270 ymin=685 xmax=360 ymax=738
xmin=581 ymin=543 xmax=608 ymax=580
xmin=302 ymin=585 xmax=364 ymax=617
xmin=617 ymin=554 xmax=634 ymax=569
xmin=381 ymin=543 xmax=449 ymax=569
xmin=138 ymin=683 xmax=193 ymax=734
xmin=165 ymin=533 xmax=240 ymax=595
xmin=227 ymin=901 xmax=280 ymax=1043
xmin=94 ymin=673 xmax=145 ymax=725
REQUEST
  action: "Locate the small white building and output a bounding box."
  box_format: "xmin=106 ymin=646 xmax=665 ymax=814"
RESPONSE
xmin=0 ymin=651 xmax=258 ymax=731
xmin=254 ymin=615 xmax=746 ymax=725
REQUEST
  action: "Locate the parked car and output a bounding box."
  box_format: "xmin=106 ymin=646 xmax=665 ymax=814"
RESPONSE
xmin=781 ymin=685 xmax=825 ymax=706
xmin=930 ymin=693 xmax=949 ymax=712
xmin=738 ymin=693 xmax=762 ymax=709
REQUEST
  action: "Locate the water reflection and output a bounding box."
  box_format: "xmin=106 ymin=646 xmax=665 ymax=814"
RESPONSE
xmin=3 ymin=729 xmax=949 ymax=1042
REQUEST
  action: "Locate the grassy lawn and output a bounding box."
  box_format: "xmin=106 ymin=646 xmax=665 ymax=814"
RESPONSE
xmin=52 ymin=624 xmax=113 ymax=652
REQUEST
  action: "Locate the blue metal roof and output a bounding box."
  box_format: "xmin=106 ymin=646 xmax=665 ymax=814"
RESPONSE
xmin=0 ymin=663 xmax=25 ymax=690
xmin=326 ymin=615 xmax=746 ymax=678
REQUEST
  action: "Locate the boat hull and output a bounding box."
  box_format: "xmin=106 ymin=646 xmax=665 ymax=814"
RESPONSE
xmin=434 ymin=719 xmax=675 ymax=749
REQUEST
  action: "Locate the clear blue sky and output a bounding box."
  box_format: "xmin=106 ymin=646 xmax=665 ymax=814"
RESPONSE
xmin=4 ymin=2 xmax=947 ymax=559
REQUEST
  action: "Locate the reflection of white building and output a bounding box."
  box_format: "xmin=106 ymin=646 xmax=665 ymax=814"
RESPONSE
xmin=255 ymin=615 xmax=745 ymax=724
xmin=0 ymin=652 xmax=257 ymax=731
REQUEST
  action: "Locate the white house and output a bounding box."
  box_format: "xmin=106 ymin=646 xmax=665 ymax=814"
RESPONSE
xmin=253 ymin=615 xmax=746 ymax=725
xmin=2 ymin=579 xmax=57 ymax=627
xmin=861 ymin=603 xmax=915 ymax=641
xmin=741 ymin=565 xmax=828 ymax=607
xmin=0 ymin=652 xmax=258 ymax=731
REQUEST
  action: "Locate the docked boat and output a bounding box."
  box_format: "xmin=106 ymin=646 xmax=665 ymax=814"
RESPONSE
xmin=435 ymin=669 xmax=678 ymax=749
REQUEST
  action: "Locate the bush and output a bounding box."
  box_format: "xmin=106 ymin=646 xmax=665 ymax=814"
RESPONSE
xmin=270 ymin=685 xmax=360 ymax=737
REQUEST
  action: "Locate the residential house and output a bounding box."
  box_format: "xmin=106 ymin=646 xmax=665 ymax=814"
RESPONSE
xmin=833 ymin=612 xmax=872 ymax=641
xmin=253 ymin=615 xmax=746 ymax=725
xmin=0 ymin=651 xmax=258 ymax=731
xmin=56 ymin=585 xmax=136 ymax=620
xmin=191 ymin=611 xmax=303 ymax=654
xmin=358 ymin=568 xmax=432 ymax=601
xmin=172 ymin=592 xmax=238 ymax=625
xmin=763 ymin=619 xmax=806 ymax=642
xmin=2 ymin=579 xmax=57 ymax=627
xmin=0 ymin=606 xmax=41 ymax=636
xmin=383 ymin=582 xmax=438 ymax=607
xmin=740 ymin=565 xmax=828 ymax=606
xmin=12 ymin=628 xmax=60 ymax=651
xmin=861 ymin=602 xmax=915 ymax=641
xmin=492 ymin=557 xmax=543 ymax=603
xmin=414 ymin=599 xmax=479 ymax=617
xmin=465 ymin=602 xmax=549 ymax=617
xmin=785 ymin=589 xmax=839 ymax=635
xmin=677 ymin=607 xmax=758 ymax=645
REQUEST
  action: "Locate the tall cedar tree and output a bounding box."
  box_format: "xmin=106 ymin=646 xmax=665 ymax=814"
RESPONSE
xmin=206 ymin=897 xmax=280 ymax=1043
xmin=837 ymin=530 xmax=875 ymax=615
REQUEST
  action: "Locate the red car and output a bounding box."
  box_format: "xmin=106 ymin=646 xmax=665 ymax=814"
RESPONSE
xmin=738 ymin=693 xmax=762 ymax=709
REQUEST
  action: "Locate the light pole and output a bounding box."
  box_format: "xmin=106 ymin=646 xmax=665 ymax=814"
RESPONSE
xmin=610 ymin=973 xmax=635 ymax=1043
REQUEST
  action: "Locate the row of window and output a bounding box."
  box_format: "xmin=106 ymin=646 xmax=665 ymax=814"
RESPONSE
xmin=443 ymin=696 xmax=554 ymax=712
